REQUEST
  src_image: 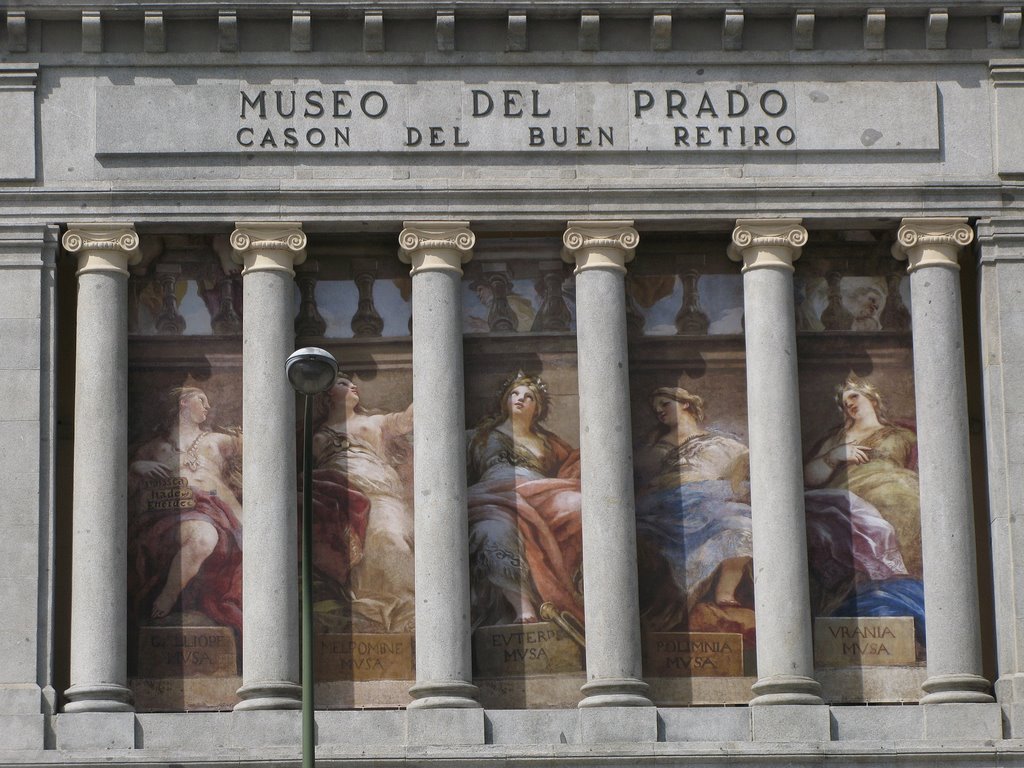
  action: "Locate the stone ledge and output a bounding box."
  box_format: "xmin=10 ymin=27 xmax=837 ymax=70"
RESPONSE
xmin=81 ymin=705 xmax=1019 ymax=751
xmin=8 ymin=736 xmax=1024 ymax=767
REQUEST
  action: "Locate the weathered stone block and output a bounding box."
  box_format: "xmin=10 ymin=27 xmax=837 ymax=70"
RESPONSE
xmin=660 ymin=706 xmax=751 ymax=742
xmin=579 ymin=706 xmax=657 ymax=743
xmin=922 ymin=702 xmax=1003 ymax=740
xmin=751 ymin=704 xmax=830 ymax=742
xmin=486 ymin=709 xmax=580 ymax=744
xmin=0 ymin=684 xmax=41 ymax=715
xmin=55 ymin=712 xmax=135 ymax=750
xmin=0 ymin=66 xmax=37 ymax=181
xmin=831 ymin=704 xmax=923 ymax=740
xmin=406 ymin=707 xmax=485 ymax=746
xmin=317 ymin=710 xmax=405 ymax=745
xmin=0 ymin=713 xmax=43 ymax=749
xmin=136 ymin=713 xmax=231 ymax=750
xmin=227 ymin=710 xmax=301 ymax=749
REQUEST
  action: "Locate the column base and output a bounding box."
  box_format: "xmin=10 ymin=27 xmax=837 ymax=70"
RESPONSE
xmin=750 ymin=674 xmax=823 ymax=705
xmin=233 ymin=681 xmax=302 ymax=710
xmin=407 ymin=680 xmax=480 ymax=709
xmin=920 ymin=673 xmax=994 ymax=704
xmin=579 ymin=677 xmax=653 ymax=708
xmin=63 ymin=683 xmax=134 ymax=713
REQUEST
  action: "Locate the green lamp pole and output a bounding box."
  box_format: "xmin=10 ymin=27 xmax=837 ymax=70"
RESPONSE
xmin=286 ymin=347 xmax=339 ymax=768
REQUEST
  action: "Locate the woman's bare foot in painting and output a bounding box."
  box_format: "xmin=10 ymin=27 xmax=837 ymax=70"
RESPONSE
xmin=504 ymin=588 xmax=539 ymax=623
xmin=151 ymin=589 xmax=177 ymax=619
xmin=713 ymin=556 xmax=750 ymax=609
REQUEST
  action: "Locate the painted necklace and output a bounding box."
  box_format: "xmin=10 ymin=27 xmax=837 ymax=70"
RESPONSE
xmin=181 ymin=431 xmax=206 ymax=471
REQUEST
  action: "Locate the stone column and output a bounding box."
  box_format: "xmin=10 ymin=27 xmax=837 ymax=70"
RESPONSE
xmin=562 ymin=221 xmax=652 ymax=711
xmin=892 ymin=218 xmax=993 ymax=705
xmin=728 ymin=219 xmax=823 ymax=706
xmin=399 ymin=221 xmax=479 ymax=710
xmin=62 ymin=224 xmax=141 ymax=712
xmin=231 ymin=222 xmax=307 ymax=710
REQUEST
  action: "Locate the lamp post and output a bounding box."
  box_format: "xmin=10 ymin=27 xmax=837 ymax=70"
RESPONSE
xmin=285 ymin=347 xmax=339 ymax=768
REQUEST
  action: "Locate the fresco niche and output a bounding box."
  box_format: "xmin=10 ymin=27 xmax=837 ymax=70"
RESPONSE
xmin=126 ymin=235 xmax=245 ymax=712
xmin=292 ymin=241 xmax=417 ymax=709
xmin=626 ymin=232 xmax=924 ymax=706
xmin=460 ymin=242 xmax=585 ymax=709
xmin=126 ymin=235 xmax=418 ymax=711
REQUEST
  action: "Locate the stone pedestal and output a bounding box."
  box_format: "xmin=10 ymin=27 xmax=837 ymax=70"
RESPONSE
xmin=230 ymin=222 xmax=307 ymax=710
xmin=728 ymin=219 xmax=822 ymax=708
xmin=62 ymin=224 xmax=142 ymax=713
xmin=892 ymin=217 xmax=993 ymax=705
xmin=562 ymin=220 xmax=652 ymax=714
xmin=399 ymin=221 xmax=480 ymax=710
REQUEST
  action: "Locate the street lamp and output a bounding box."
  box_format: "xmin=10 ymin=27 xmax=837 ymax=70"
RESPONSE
xmin=285 ymin=347 xmax=338 ymax=768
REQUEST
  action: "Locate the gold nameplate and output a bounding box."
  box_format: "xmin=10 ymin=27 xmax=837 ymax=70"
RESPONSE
xmin=473 ymin=621 xmax=585 ymax=677
xmin=138 ymin=626 xmax=238 ymax=678
xmin=643 ymin=632 xmax=744 ymax=677
xmin=316 ymin=633 xmax=415 ymax=681
xmin=814 ymin=616 xmax=917 ymax=667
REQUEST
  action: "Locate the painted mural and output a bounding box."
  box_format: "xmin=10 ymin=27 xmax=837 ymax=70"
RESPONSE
xmin=126 ymin=237 xmax=245 ymax=712
xmin=305 ymin=368 xmax=417 ymax=697
xmin=628 ymin=234 xmax=924 ymax=703
xmin=123 ymin=233 xmax=924 ymax=713
xmin=126 ymin=237 xmax=419 ymax=711
xmin=463 ymin=248 xmax=587 ymax=706
xmin=295 ymin=248 xmax=417 ymax=706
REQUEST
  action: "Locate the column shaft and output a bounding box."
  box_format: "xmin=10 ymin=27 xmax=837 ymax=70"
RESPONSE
xmin=401 ymin=221 xmax=479 ymax=709
xmin=63 ymin=224 xmax=140 ymax=712
xmin=232 ymin=223 xmax=306 ymax=710
xmin=893 ymin=218 xmax=993 ymax=704
xmin=563 ymin=221 xmax=651 ymax=708
xmin=729 ymin=220 xmax=822 ymax=706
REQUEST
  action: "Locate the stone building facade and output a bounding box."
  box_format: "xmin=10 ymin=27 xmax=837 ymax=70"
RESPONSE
xmin=2 ymin=0 xmax=1024 ymax=765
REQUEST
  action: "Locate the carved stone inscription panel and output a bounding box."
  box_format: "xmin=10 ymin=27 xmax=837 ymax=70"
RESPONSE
xmin=95 ymin=75 xmax=939 ymax=156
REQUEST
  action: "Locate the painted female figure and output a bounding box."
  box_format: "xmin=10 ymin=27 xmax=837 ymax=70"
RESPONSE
xmin=312 ymin=374 xmax=415 ymax=633
xmin=803 ymin=377 xmax=924 ymax=641
xmin=466 ymin=372 xmax=584 ymax=628
xmin=633 ymin=387 xmax=755 ymax=633
xmin=804 ymin=377 xmax=921 ymax=577
xmin=128 ymin=387 xmax=243 ymax=634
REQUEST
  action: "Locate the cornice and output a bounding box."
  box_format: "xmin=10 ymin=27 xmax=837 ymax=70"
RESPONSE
xmin=0 ymin=182 xmax=1017 ymax=232
xmin=3 ymin=3 xmax=1019 ymax=58
xmin=4 ymin=1 xmax=1019 ymax=15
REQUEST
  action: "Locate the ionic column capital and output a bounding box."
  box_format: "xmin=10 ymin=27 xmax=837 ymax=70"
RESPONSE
xmin=398 ymin=221 xmax=475 ymax=275
xmin=561 ymin=220 xmax=639 ymax=274
xmin=727 ymin=218 xmax=807 ymax=273
xmin=891 ymin=217 xmax=974 ymax=273
xmin=63 ymin=224 xmax=142 ymax=276
xmin=230 ymin=221 xmax=308 ymax=276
